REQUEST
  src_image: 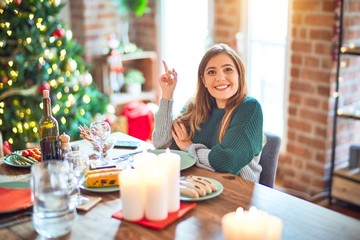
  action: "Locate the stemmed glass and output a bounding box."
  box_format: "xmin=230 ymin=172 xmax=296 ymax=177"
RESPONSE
xmin=90 ymin=121 xmax=111 ymax=166
xmin=64 ymin=151 xmax=90 ymax=206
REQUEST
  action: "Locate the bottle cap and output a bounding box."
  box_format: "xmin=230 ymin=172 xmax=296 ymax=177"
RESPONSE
xmin=43 ymin=90 xmax=49 ymax=98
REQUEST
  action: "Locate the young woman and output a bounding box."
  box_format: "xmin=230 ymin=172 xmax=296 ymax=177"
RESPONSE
xmin=152 ymin=43 xmax=264 ymax=182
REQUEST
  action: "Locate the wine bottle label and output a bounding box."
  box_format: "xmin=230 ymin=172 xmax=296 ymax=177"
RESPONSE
xmin=40 ymin=138 xmax=61 ymax=160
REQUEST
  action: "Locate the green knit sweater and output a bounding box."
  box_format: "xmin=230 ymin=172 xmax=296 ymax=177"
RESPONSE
xmin=195 ymin=96 xmax=263 ymax=174
xmin=152 ymin=96 xmax=263 ymax=180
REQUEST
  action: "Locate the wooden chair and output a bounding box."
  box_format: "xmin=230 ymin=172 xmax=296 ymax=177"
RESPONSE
xmin=259 ymin=132 xmax=281 ymax=188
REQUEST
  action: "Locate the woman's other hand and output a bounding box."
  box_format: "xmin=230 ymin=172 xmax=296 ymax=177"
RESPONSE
xmin=172 ymin=120 xmax=192 ymax=151
xmin=159 ymin=60 xmax=177 ymax=100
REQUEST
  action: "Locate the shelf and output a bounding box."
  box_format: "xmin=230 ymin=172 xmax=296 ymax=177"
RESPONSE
xmin=110 ymin=91 xmax=157 ymax=106
xmin=340 ymin=46 xmax=360 ymax=56
xmin=332 ymin=168 xmax=360 ymax=206
xmin=121 ymin=51 xmax=157 ymax=61
xmin=334 ymin=167 xmax=360 ymax=183
xmin=337 ymin=101 xmax=360 ymax=120
xmin=330 ymin=0 xmax=360 ymax=206
xmin=92 ymin=50 xmax=159 ymax=104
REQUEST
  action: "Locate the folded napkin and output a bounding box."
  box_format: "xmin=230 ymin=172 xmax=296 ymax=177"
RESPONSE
xmin=0 ymin=187 xmax=32 ymax=213
xmin=112 ymin=202 xmax=196 ymax=230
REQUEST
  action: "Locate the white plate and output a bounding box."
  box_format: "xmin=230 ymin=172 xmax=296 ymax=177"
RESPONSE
xmin=180 ymin=177 xmax=223 ymax=202
xmin=79 ymin=181 xmax=119 ymax=193
xmin=149 ymin=149 xmax=196 ymax=170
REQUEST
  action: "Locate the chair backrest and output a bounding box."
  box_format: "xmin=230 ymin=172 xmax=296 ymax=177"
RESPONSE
xmin=259 ymin=132 xmax=281 ymax=188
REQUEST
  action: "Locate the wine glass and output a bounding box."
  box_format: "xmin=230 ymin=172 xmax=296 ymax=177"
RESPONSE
xmin=64 ymin=151 xmax=90 ymax=206
xmin=90 ymin=121 xmax=111 ymax=166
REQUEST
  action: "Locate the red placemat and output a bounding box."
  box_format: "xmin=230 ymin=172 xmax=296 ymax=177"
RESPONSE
xmin=112 ymin=202 xmax=196 ymax=230
xmin=0 ymin=187 xmax=32 ymax=213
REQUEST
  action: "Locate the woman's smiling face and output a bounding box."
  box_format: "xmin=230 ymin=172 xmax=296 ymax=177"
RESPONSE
xmin=203 ymin=53 xmax=239 ymax=108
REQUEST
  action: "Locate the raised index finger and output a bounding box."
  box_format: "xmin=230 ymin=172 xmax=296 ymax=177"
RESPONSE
xmin=162 ymin=60 xmax=170 ymax=72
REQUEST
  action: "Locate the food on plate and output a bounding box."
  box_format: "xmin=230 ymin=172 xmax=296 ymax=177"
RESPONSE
xmin=185 ymin=175 xmax=218 ymax=192
xmin=7 ymin=148 xmax=42 ymax=166
xmin=85 ymin=168 xmax=121 ymax=188
xmin=180 ymin=185 xmax=199 ymax=199
xmin=180 ymin=179 xmax=206 ymax=197
xmin=179 ymin=175 xmax=218 ymax=199
xmin=23 ymin=148 xmax=42 ymax=161
xmin=85 ymin=167 xmax=119 ymax=178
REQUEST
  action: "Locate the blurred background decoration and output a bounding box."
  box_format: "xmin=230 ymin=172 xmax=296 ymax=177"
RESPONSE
xmin=0 ymin=0 xmax=109 ymax=150
xmin=113 ymin=0 xmax=150 ymax=54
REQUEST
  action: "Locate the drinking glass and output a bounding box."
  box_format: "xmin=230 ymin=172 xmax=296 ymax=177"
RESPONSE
xmin=90 ymin=121 xmax=111 ymax=166
xmin=64 ymin=151 xmax=90 ymax=206
xmin=31 ymin=160 xmax=76 ymax=238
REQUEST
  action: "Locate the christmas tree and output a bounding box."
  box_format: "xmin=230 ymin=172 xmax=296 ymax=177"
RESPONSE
xmin=0 ymin=0 xmax=109 ymax=150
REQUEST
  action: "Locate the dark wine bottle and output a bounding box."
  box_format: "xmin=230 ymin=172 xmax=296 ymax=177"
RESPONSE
xmin=39 ymin=90 xmax=61 ymax=160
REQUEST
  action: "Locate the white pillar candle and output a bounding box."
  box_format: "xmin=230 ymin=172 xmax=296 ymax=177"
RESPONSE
xmin=132 ymin=150 xmax=158 ymax=217
xmin=144 ymin=165 xmax=168 ymax=221
xmin=157 ymin=148 xmax=181 ymax=212
xmin=133 ymin=150 xmax=157 ymax=170
xmin=119 ymin=169 xmax=144 ymax=221
xmin=222 ymin=207 xmax=272 ymax=240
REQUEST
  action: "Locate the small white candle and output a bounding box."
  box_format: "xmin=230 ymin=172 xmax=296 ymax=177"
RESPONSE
xmin=222 ymin=208 xmax=244 ymax=239
xmin=144 ymin=165 xmax=168 ymax=221
xmin=133 ymin=150 xmax=157 ymax=171
xmin=119 ymin=169 xmax=144 ymax=221
xmin=157 ymin=148 xmax=181 ymax=212
xmin=265 ymin=215 xmax=283 ymax=240
xmin=222 ymin=207 xmax=281 ymax=240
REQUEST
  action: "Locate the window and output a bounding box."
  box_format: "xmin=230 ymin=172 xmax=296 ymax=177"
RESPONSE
xmin=240 ymin=0 xmax=289 ymax=138
xmin=160 ymin=0 xmax=210 ymax=115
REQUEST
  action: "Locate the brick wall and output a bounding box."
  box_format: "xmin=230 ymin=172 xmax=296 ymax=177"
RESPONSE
xmin=131 ymin=0 xmax=157 ymax=51
xmin=279 ymin=0 xmax=336 ymax=195
xmin=279 ymin=0 xmax=360 ymax=197
xmin=213 ymin=0 xmax=241 ymax=48
xmin=68 ymin=0 xmax=157 ymax=61
xmin=68 ymin=0 xmax=117 ymax=63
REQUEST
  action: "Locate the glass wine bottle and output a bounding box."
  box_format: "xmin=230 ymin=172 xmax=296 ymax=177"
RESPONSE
xmin=39 ymin=90 xmax=61 ymax=160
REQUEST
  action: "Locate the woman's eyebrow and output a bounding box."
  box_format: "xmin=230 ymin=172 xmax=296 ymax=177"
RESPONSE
xmin=205 ymin=66 xmax=216 ymax=72
xmin=205 ymin=63 xmax=234 ymax=72
xmin=221 ymin=63 xmax=234 ymax=68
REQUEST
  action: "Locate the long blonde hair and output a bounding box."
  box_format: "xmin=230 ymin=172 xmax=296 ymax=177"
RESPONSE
xmin=178 ymin=43 xmax=247 ymax=143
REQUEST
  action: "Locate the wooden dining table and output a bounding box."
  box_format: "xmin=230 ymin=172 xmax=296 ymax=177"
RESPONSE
xmin=0 ymin=132 xmax=359 ymax=240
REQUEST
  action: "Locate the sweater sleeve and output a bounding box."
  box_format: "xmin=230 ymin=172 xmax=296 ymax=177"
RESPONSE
xmin=152 ymin=98 xmax=174 ymax=149
xmin=187 ymin=143 xmax=214 ymax=171
xmin=209 ymin=98 xmax=263 ymax=175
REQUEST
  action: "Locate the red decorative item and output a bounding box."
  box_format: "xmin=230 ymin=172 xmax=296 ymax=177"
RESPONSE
xmin=3 ymin=141 xmax=11 ymax=155
xmin=112 ymin=202 xmax=196 ymax=230
xmin=14 ymin=0 xmax=22 ymax=5
xmin=39 ymin=82 xmax=51 ymax=94
xmin=120 ymin=101 xmax=154 ymax=141
xmin=52 ymin=28 xmax=65 ymax=38
xmin=2 ymin=76 xmax=8 ymax=83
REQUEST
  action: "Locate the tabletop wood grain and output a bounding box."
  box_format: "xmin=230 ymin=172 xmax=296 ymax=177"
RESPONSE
xmin=1 ymin=133 xmax=359 ymax=240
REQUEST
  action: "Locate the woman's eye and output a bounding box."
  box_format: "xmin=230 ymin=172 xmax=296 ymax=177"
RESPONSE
xmin=225 ymin=67 xmax=233 ymax=72
xmin=206 ymin=70 xmax=215 ymax=75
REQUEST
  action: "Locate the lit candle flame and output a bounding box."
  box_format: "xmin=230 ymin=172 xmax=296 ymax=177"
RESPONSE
xmin=249 ymin=206 xmax=258 ymax=215
xmin=235 ymin=207 xmax=243 ymax=217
